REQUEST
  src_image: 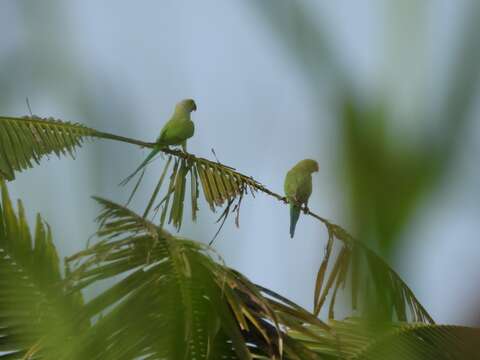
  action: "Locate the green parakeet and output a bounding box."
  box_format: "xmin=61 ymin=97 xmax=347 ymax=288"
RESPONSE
xmin=121 ymin=99 xmax=197 ymax=185
xmin=284 ymin=159 xmax=319 ymax=238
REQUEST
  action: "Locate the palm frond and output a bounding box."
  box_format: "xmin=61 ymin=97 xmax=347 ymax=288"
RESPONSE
xmin=288 ymin=317 xmax=480 ymax=359
xmin=0 ymin=180 xmax=85 ymax=359
xmin=66 ymin=197 xmax=323 ymax=359
xmin=312 ymin=223 xmax=433 ymax=324
xmin=135 ymin=151 xmax=266 ymax=231
xmin=134 ymin=145 xmax=434 ymax=326
xmin=0 ymin=116 xmax=97 ymax=180
xmin=0 ymin=114 xmax=265 ymax=232
xmin=0 ymin=113 xmax=434 ymax=330
xmin=137 ymin=149 xmax=434 ymax=326
xmin=355 ymin=322 xmax=480 ymax=359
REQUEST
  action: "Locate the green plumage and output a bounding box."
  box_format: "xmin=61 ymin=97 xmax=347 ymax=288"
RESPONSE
xmin=121 ymin=99 xmax=197 ymax=185
xmin=284 ymin=159 xmax=319 ymax=238
xmin=156 ymin=99 xmax=196 ymax=150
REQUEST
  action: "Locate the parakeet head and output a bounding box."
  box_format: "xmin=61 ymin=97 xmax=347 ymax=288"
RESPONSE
xmin=176 ymin=99 xmax=197 ymax=113
xmin=297 ymin=159 xmax=319 ymax=173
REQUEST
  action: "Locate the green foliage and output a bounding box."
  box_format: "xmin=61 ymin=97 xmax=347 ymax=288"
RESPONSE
xmin=0 ymin=113 xmax=477 ymax=359
xmin=140 ymin=153 xmax=262 ymax=230
xmin=0 ymin=116 xmax=97 ymax=181
xmin=0 ymin=114 xmax=434 ymax=325
xmin=340 ymin=101 xmax=437 ymax=252
xmin=0 ymin=181 xmax=84 ymax=359
xmin=65 ymin=197 xmax=324 ymax=359
xmin=288 ymin=318 xmax=480 ymax=359
xmin=5 ymin=0 xmax=480 ymax=357
xmin=313 ymin=225 xmax=433 ymax=324
xmin=251 ymin=0 xmax=480 ymax=257
xmin=0 ymin=115 xmax=262 ymax=230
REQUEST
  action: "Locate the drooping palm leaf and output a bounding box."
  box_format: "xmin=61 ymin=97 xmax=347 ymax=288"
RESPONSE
xmin=140 ymin=153 xmax=264 ymax=230
xmin=0 ymin=181 xmax=85 ymax=359
xmin=0 ymin=116 xmax=97 ymax=180
xmin=288 ymin=317 xmax=480 ymax=359
xmin=65 ymin=197 xmax=323 ymax=359
xmin=312 ymin=223 xmax=433 ymax=324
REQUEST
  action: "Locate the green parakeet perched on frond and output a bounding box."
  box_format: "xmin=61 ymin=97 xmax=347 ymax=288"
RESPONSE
xmin=121 ymin=99 xmax=197 ymax=185
xmin=284 ymin=159 xmax=319 ymax=238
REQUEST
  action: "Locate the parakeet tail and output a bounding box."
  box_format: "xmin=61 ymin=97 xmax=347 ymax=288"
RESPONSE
xmin=119 ymin=147 xmax=161 ymax=186
xmin=289 ymin=204 xmax=301 ymax=238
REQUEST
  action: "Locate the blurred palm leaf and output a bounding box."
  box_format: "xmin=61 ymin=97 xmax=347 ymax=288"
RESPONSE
xmin=253 ymin=1 xmax=480 ymax=255
xmin=0 ymin=116 xmax=97 ymax=181
xmin=250 ymin=0 xmax=345 ymax=87
xmin=65 ymin=197 xmax=322 ymax=359
xmin=0 ymin=178 xmax=475 ymax=359
xmin=341 ymin=2 xmax=480 ymax=250
xmin=288 ymin=317 xmax=480 ymax=359
xmin=0 ymin=180 xmax=85 ymax=359
xmin=340 ymin=99 xmax=440 ymax=252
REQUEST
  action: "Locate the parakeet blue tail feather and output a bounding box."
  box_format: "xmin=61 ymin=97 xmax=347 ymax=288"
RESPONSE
xmin=290 ymin=204 xmax=301 ymax=238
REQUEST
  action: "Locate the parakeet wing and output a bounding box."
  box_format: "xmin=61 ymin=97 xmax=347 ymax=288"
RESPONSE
xmin=285 ymin=171 xmax=312 ymax=238
xmin=157 ymin=120 xmax=194 ymax=146
xmin=284 ymin=170 xmax=312 ymax=204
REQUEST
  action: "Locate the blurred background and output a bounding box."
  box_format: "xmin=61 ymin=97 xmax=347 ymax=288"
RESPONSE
xmin=1 ymin=1 xmax=479 ymax=326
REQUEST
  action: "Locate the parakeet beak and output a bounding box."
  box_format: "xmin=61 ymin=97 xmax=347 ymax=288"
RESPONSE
xmin=193 ymin=103 xmax=197 ymax=111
